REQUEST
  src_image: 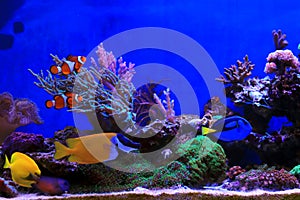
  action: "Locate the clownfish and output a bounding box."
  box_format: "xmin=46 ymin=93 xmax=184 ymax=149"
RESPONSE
xmin=45 ymin=92 xmax=83 ymax=109
xmin=50 ymin=55 xmax=86 ymax=75
xmin=4 ymin=152 xmax=41 ymax=188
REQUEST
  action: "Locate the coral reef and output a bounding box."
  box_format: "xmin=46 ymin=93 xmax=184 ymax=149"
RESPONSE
xmin=216 ymin=30 xmax=300 ymax=132
xmin=219 ymin=126 xmax=300 ymax=168
xmin=0 ymin=126 xmax=227 ymax=195
xmin=0 ymin=92 xmax=42 ymax=143
xmin=222 ymin=166 xmax=299 ymax=191
xmin=2 ymin=132 xmax=48 ymax=157
xmin=226 ymin=166 xmax=246 ymax=180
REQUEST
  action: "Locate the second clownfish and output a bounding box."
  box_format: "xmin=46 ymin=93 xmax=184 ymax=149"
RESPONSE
xmin=45 ymin=92 xmax=83 ymax=109
xmin=50 ymin=55 xmax=86 ymax=75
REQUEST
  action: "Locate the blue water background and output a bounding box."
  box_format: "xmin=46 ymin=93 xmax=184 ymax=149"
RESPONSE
xmin=0 ymin=0 xmax=299 ymax=137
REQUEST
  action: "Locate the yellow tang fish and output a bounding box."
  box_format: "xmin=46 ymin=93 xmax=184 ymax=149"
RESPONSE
xmin=4 ymin=152 xmax=41 ymax=187
xmin=54 ymin=133 xmax=119 ymax=164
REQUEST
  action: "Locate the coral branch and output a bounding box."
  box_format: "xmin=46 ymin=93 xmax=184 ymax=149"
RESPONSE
xmin=153 ymin=88 xmax=175 ymax=123
xmin=272 ymin=29 xmax=288 ymax=50
xmin=216 ymin=55 xmax=254 ymax=84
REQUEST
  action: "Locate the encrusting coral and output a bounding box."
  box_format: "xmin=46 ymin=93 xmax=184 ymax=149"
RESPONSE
xmin=0 ymin=92 xmax=42 ymax=143
xmin=222 ymin=166 xmax=299 ymax=191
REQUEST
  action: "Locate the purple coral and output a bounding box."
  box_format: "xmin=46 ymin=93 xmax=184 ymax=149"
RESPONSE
xmin=265 ymin=49 xmax=300 ymax=75
xmin=222 ymin=167 xmax=299 ymax=191
xmin=216 ymin=55 xmax=254 ymax=84
xmin=2 ymin=132 xmax=48 ymax=156
xmin=0 ymin=92 xmax=43 ymax=143
xmin=272 ymin=29 xmax=288 ymax=50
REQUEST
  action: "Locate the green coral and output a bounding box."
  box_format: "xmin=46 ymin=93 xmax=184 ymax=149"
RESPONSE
xmin=290 ymin=165 xmax=300 ymax=181
xmin=176 ymin=136 xmax=227 ymax=187
xmin=147 ymin=161 xmax=190 ymax=188
xmin=290 ymin=165 xmax=300 ymax=176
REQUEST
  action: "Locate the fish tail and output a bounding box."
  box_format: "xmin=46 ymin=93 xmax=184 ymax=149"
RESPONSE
xmin=202 ymin=127 xmax=216 ymax=135
xmin=54 ymin=142 xmax=70 ymax=160
xmin=3 ymin=155 xmax=10 ymax=169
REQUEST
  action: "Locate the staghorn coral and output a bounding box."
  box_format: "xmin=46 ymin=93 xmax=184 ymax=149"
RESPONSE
xmin=0 ymin=92 xmax=43 ymax=143
xmin=216 ymin=55 xmax=254 ymax=85
xmin=222 ymin=166 xmax=299 ymax=191
xmin=153 ymin=88 xmax=176 ymax=123
xmin=272 ymin=29 xmax=288 ymax=50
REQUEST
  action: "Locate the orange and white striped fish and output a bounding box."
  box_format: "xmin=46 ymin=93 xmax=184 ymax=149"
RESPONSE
xmin=50 ymin=55 xmax=86 ymax=75
xmin=45 ymin=92 xmax=83 ymax=109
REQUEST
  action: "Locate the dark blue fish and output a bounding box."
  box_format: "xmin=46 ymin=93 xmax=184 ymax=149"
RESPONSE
xmin=111 ymin=133 xmax=140 ymax=153
xmin=207 ymin=116 xmax=252 ymax=142
xmin=34 ymin=176 xmax=69 ymax=195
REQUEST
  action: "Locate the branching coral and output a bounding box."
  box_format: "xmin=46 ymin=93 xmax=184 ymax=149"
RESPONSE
xmin=133 ymin=83 xmax=165 ymax=126
xmin=153 ymin=88 xmax=175 ymax=123
xmin=0 ymin=92 xmax=42 ymax=143
xmin=272 ymin=29 xmax=288 ymax=50
xmin=216 ymin=55 xmax=254 ymax=84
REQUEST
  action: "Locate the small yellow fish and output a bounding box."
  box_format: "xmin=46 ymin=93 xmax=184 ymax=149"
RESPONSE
xmin=4 ymin=152 xmax=41 ymax=187
xmin=201 ymin=126 xmax=216 ymax=135
xmin=54 ymin=133 xmax=119 ymax=164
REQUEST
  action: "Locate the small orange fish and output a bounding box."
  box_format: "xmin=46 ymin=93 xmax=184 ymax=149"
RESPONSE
xmin=45 ymin=92 xmax=83 ymax=109
xmin=66 ymin=55 xmax=86 ymax=73
xmin=50 ymin=55 xmax=86 ymax=75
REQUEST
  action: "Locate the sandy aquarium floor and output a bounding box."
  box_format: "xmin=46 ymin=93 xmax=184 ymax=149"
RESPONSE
xmin=4 ymin=187 xmax=300 ymax=200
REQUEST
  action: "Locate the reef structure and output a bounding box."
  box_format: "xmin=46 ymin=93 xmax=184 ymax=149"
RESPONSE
xmin=215 ymin=30 xmax=300 ymax=169
xmin=0 ymin=92 xmax=42 ymax=143
xmin=216 ymin=29 xmax=300 ymax=133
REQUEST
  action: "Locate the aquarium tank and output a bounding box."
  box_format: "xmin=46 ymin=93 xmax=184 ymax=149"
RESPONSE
xmin=0 ymin=0 xmax=299 ymax=199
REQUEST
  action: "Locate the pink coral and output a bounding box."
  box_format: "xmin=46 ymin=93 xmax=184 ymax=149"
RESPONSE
xmin=265 ymin=50 xmax=300 ymax=74
xmin=264 ymin=62 xmax=277 ymax=73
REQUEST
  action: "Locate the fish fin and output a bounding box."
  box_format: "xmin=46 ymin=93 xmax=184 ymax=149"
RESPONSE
xmin=3 ymin=155 xmax=10 ymax=169
xmin=24 ymin=172 xmax=40 ymax=182
xmin=65 ymin=137 xmax=79 ymax=149
xmin=54 ymin=141 xmax=70 ymax=160
xmin=202 ymin=127 xmax=216 ymax=135
xmin=68 ymin=155 xmax=88 ymax=164
xmin=50 ymin=65 xmax=59 ymax=74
